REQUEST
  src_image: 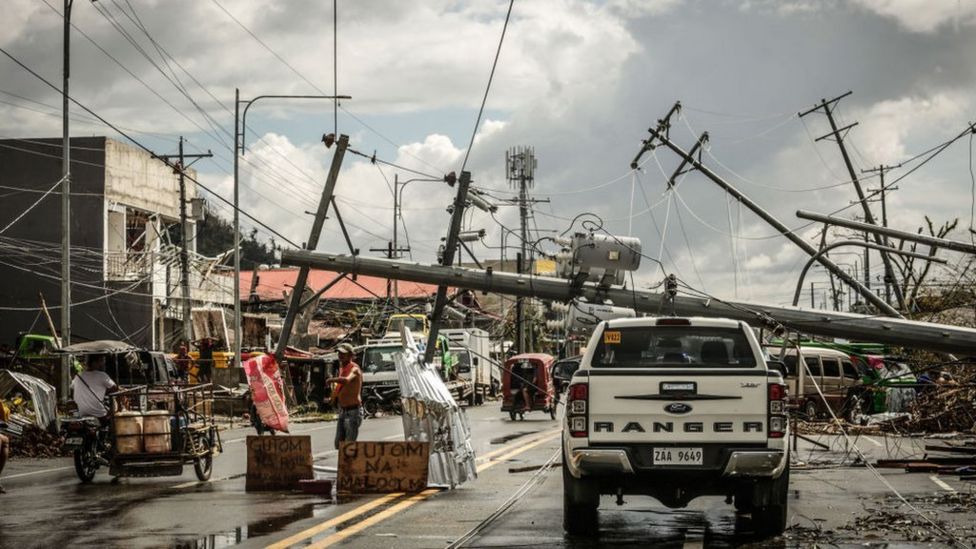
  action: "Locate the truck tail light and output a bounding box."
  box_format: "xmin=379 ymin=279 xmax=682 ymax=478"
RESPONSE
xmin=768 ymin=382 xmax=787 ymax=439
xmin=567 ymin=382 xmax=589 ymax=438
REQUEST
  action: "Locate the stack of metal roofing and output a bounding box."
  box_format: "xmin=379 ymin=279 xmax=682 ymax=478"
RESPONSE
xmin=394 ymin=328 xmax=477 ymax=488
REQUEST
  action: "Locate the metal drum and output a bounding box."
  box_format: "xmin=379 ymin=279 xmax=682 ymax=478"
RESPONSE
xmin=142 ymin=410 xmax=172 ymax=453
xmin=114 ymin=412 xmax=144 ymax=454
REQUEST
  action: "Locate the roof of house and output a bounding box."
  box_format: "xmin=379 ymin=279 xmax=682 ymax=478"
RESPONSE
xmin=239 ymin=268 xmax=442 ymax=302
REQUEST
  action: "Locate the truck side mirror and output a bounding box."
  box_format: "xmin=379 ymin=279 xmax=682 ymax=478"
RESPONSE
xmin=767 ymin=360 xmax=787 ymax=377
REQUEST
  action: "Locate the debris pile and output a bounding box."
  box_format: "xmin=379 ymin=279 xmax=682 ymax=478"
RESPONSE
xmin=8 ymin=423 xmax=68 ymax=458
xmin=902 ymin=379 xmax=976 ymax=433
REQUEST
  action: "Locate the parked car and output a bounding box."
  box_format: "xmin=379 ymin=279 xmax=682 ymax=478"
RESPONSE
xmin=766 ymin=345 xmax=863 ymax=420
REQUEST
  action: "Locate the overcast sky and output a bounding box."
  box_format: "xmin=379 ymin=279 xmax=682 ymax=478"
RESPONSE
xmin=2 ymin=0 xmax=975 ymax=308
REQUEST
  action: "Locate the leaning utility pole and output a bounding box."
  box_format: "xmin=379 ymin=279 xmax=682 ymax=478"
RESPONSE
xmin=60 ymin=0 xmax=74 ymax=401
xmin=633 ymin=103 xmax=902 ymax=318
xmin=274 ymin=134 xmax=349 ymax=362
xmin=424 ymin=172 xmax=472 ymax=364
xmin=799 ymin=92 xmax=906 ymax=310
xmin=158 ymin=138 xmax=212 ymax=344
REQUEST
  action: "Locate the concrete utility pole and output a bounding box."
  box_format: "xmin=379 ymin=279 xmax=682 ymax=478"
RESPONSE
xmin=60 ymin=0 xmax=74 ymax=400
xmin=279 ymin=250 xmax=976 ymax=356
xmin=864 ymin=164 xmax=900 ymax=304
xmin=424 ymin=171 xmax=472 ymax=364
xmin=637 ymin=112 xmax=902 ymax=318
xmin=799 ymin=92 xmax=906 ymax=310
xmin=274 ymin=134 xmax=349 ymax=362
xmin=158 ymin=138 xmax=212 ymax=343
xmin=233 ymin=92 xmax=350 ymax=363
xmin=506 ymin=147 xmax=538 ymax=353
xmin=795 ymin=210 xmax=976 ymax=255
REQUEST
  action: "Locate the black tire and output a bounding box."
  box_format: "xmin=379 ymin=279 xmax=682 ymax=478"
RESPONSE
xmin=194 ymin=436 xmax=213 ymax=481
xmin=734 ymin=487 xmax=753 ymax=512
xmin=475 ymin=389 xmax=485 ymax=406
xmin=754 ymin=462 xmax=790 ymax=537
xmin=468 ymin=389 xmax=477 ymax=407
xmin=73 ymin=444 xmax=98 ymax=483
xmin=804 ymin=400 xmax=817 ymax=420
xmin=562 ymin=458 xmax=599 ymax=536
xmin=363 ymin=398 xmax=380 ymax=418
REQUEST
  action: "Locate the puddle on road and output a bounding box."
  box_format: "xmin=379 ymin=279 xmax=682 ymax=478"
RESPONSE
xmin=172 ymin=502 xmax=331 ymax=548
xmin=490 ymin=430 xmax=539 ymax=444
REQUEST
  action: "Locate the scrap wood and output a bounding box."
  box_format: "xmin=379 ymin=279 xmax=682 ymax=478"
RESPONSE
xmin=925 ymin=444 xmax=976 ymax=455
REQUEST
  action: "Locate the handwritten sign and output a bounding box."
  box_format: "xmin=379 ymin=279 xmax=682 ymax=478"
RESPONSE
xmin=337 ymin=441 xmax=430 ymax=495
xmin=245 ymin=435 xmax=313 ymax=491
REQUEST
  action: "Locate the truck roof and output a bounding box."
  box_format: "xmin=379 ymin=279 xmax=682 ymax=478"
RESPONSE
xmin=602 ymin=317 xmax=743 ymax=329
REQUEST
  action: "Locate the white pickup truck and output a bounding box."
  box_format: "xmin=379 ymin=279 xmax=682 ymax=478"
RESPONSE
xmin=562 ymin=316 xmax=790 ymax=537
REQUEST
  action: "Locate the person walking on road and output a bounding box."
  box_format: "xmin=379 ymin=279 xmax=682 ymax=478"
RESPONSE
xmin=326 ymin=343 xmax=363 ymax=449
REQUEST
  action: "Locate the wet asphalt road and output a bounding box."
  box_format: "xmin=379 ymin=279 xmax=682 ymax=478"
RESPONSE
xmin=3 ymin=405 xmax=976 ymax=548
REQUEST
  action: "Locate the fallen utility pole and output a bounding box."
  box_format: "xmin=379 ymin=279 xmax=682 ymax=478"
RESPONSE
xmin=642 ymin=120 xmax=902 ymax=318
xmin=280 ymin=250 xmax=976 ymax=356
xmin=274 ymin=134 xmax=349 ymax=362
xmin=796 ymin=210 xmax=976 ymax=255
xmin=799 ymin=92 xmax=906 ymax=309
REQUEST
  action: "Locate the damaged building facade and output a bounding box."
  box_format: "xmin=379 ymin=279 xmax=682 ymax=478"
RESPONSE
xmin=0 ymin=137 xmax=233 ymax=350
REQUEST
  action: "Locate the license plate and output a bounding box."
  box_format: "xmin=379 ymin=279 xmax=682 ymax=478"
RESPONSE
xmin=652 ymin=447 xmax=703 ymax=466
xmin=64 ymin=437 xmax=83 ymax=446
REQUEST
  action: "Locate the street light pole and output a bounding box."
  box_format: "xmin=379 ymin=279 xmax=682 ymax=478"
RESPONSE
xmin=60 ymin=0 xmax=74 ymax=401
xmin=233 ymin=92 xmax=350 ymax=362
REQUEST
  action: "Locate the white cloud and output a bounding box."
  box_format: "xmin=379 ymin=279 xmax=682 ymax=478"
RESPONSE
xmin=849 ymin=92 xmax=972 ymax=165
xmin=851 ymin=0 xmax=976 ymax=32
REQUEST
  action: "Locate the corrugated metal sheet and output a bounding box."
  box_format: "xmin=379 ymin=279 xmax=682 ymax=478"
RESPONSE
xmin=394 ymin=328 xmax=477 ymax=488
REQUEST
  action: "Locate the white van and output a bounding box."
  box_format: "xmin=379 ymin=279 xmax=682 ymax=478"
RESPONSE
xmin=768 ymin=346 xmax=862 ymax=419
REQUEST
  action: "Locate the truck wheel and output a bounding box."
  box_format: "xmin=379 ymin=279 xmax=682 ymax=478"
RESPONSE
xmin=562 ymin=458 xmax=599 ymax=536
xmin=733 ymin=487 xmax=753 ymax=512
xmin=468 ymin=390 xmax=477 ymax=407
xmin=804 ymin=400 xmax=817 ymax=420
xmin=475 ymin=389 xmax=485 ymax=406
xmin=754 ymin=462 xmax=790 ymax=537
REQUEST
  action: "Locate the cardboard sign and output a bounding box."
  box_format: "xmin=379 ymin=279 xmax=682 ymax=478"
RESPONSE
xmin=245 ymin=435 xmax=313 ymax=491
xmin=337 ymin=441 xmax=430 ymax=495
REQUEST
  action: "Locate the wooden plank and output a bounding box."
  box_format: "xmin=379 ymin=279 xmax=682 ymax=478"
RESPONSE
xmin=337 ymin=441 xmax=429 ymax=496
xmin=245 ymin=435 xmax=313 ymax=491
xmin=925 ymin=444 xmax=976 ymax=455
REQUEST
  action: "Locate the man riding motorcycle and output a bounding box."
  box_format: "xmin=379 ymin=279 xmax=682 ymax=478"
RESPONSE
xmin=71 ymin=354 xmax=118 ymax=420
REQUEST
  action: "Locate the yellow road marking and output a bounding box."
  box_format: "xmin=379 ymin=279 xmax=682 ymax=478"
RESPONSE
xmin=267 ymin=429 xmax=562 ymax=548
xmin=306 ymin=489 xmax=441 ymax=548
xmin=265 ymin=492 xmax=402 ymax=549
xmin=475 ymin=428 xmax=560 ymax=464
xmin=476 ymin=431 xmax=561 ymax=473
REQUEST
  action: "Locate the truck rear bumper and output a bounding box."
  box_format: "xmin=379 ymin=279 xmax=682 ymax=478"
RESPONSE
xmin=566 ymin=447 xmax=786 ymax=479
xmin=568 ymin=448 xmax=635 ymax=475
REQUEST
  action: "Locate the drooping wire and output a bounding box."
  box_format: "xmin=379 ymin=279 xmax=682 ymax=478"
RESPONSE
xmin=458 ymin=0 xmax=515 ymax=175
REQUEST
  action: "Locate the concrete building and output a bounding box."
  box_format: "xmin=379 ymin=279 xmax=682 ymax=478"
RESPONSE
xmin=0 ymin=136 xmax=233 ymax=351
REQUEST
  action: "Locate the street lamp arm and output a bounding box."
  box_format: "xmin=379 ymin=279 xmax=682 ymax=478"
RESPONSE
xmin=239 ymin=94 xmax=352 ymax=153
xmin=792 ymin=240 xmax=947 ymax=307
